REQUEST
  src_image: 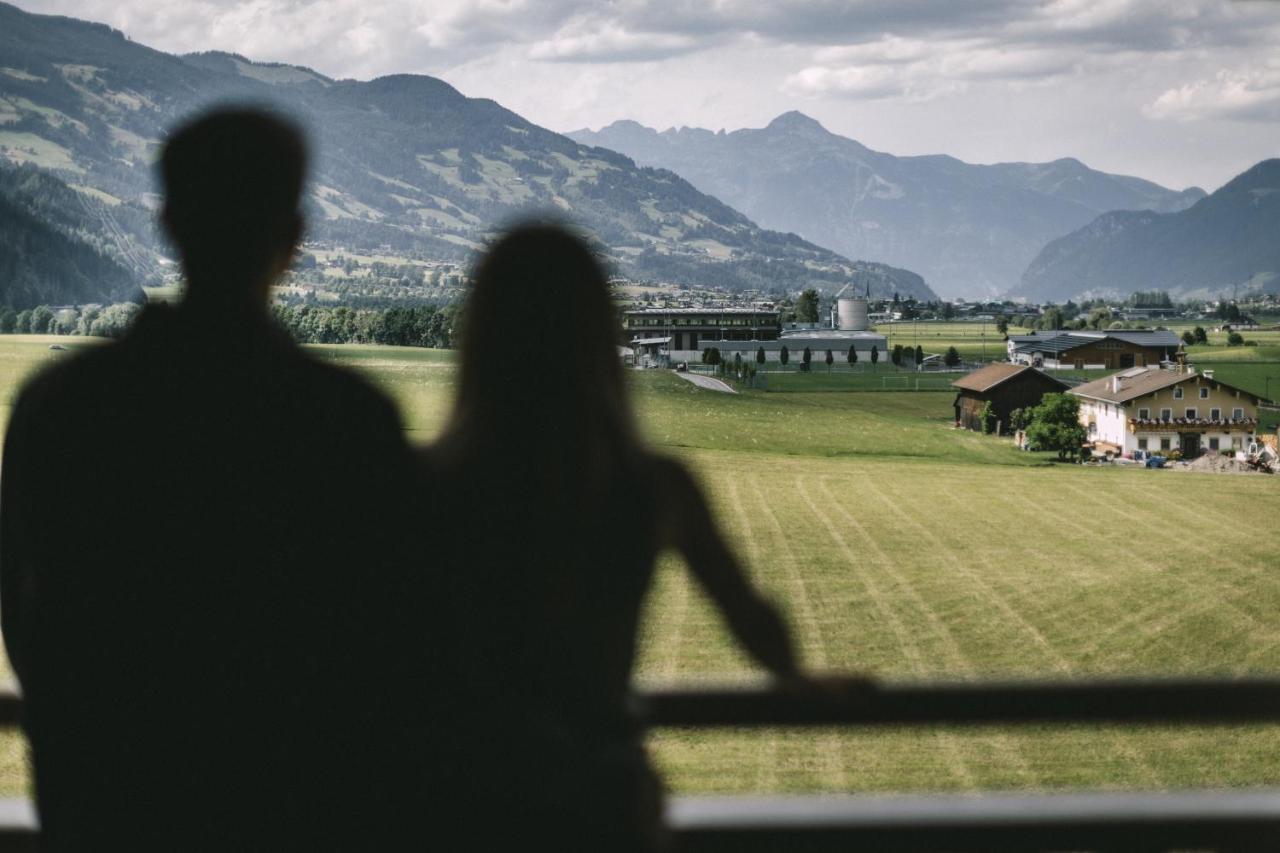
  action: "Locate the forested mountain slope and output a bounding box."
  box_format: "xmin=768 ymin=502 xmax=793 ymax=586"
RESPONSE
xmin=0 ymin=163 xmax=146 ymax=308
xmin=0 ymin=2 xmax=933 ymax=298
xmin=1015 ymin=159 xmax=1280 ymax=302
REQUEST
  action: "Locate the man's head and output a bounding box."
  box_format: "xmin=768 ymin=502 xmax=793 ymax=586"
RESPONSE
xmin=160 ymin=107 xmax=307 ymax=305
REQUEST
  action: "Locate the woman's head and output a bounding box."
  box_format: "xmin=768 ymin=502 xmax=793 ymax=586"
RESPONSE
xmin=448 ymin=224 xmax=635 ymax=459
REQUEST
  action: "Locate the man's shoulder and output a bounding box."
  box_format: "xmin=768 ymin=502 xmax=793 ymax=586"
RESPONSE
xmin=10 ymin=338 xmax=129 ymax=416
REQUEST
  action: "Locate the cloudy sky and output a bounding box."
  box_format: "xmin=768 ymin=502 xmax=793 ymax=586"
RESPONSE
xmin=19 ymin=0 xmax=1280 ymax=191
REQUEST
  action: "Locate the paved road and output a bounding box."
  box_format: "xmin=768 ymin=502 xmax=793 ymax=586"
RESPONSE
xmin=675 ymin=371 xmax=737 ymax=394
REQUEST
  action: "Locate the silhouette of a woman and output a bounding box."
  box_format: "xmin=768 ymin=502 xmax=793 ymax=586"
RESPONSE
xmin=422 ymin=224 xmax=799 ymax=850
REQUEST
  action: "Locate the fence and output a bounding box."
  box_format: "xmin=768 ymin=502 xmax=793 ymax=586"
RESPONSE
xmin=1 ymin=677 xmax=1279 ymax=850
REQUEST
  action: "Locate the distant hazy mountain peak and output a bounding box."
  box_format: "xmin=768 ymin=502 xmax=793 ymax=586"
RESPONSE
xmin=764 ymin=110 xmax=827 ymax=133
xmin=605 ymin=118 xmax=650 ymax=132
xmin=569 ymin=115 xmax=1207 ymax=298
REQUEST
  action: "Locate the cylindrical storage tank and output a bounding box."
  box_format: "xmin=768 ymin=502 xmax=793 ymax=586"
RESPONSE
xmin=837 ymin=297 xmax=869 ymax=331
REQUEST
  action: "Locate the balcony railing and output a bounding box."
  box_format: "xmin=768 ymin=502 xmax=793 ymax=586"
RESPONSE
xmin=1128 ymin=417 xmax=1258 ymax=430
xmin=2 ymin=678 xmax=1280 ymax=850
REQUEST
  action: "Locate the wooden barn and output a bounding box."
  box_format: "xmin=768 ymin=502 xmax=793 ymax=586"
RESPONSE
xmin=952 ymin=364 xmax=1070 ymax=433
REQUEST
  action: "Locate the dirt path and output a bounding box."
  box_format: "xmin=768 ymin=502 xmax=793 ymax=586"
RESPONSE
xmin=675 ymin=372 xmax=737 ymax=394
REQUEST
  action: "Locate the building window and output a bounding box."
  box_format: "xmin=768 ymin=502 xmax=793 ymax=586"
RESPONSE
xmin=1173 ymin=387 xmax=1183 ymax=399
xmin=1199 ymin=387 xmax=1209 ymax=399
xmin=1233 ymin=437 xmax=1243 ymax=449
xmin=1088 ymin=421 xmax=1097 ymax=436
xmin=1210 ymin=408 xmax=1221 ymax=421
xmin=1138 ymin=408 xmax=1150 ymax=420
xmin=1161 ymin=408 xmax=1172 ymax=422
xmin=1161 ymin=437 xmax=1171 ymax=451
xmin=1233 ymin=408 xmax=1244 ymax=420
xmin=1209 ymin=437 xmax=1220 ymax=451
xmin=1185 ymin=408 xmax=1197 ymax=420
xmin=1138 ymin=438 xmax=1149 ymax=450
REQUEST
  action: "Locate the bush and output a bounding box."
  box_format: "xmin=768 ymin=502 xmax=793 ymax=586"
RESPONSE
xmin=978 ymin=401 xmax=996 ymax=435
xmin=943 ymin=346 xmax=961 ymax=367
xmin=1025 ymin=392 xmax=1087 ymax=461
xmin=1227 ymin=332 xmax=1245 ymax=346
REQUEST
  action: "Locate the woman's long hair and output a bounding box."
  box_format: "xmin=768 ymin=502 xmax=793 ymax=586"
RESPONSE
xmin=438 ymin=224 xmax=639 ymax=505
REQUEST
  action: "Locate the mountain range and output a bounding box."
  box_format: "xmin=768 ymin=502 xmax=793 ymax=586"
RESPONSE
xmin=1016 ymin=159 xmax=1280 ymax=302
xmin=0 ymin=1 xmax=934 ymax=305
xmin=568 ymin=114 xmax=1207 ymax=300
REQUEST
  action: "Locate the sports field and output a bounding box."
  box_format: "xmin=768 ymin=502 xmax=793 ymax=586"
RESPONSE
xmin=1 ymin=337 xmax=1279 ymax=796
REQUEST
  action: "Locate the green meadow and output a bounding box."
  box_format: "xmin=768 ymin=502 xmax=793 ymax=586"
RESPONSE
xmin=0 ymin=336 xmax=1279 ymax=796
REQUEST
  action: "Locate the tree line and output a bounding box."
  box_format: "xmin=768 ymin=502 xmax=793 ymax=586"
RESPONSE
xmin=0 ymin=303 xmax=142 ymax=338
xmin=271 ymin=303 xmax=461 ymax=348
xmin=0 ymin=301 xmax=463 ymax=349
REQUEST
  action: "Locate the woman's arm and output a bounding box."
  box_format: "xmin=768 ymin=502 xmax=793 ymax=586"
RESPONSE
xmin=654 ymin=455 xmax=800 ymax=679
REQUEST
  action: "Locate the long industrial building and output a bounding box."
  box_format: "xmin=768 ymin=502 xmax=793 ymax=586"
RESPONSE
xmin=625 ymin=298 xmax=886 ymax=366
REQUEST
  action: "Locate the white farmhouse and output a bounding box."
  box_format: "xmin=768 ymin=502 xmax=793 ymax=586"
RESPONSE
xmin=1068 ymin=366 xmax=1264 ymax=458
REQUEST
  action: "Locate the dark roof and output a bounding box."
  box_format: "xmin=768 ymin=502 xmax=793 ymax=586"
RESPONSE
xmin=1012 ymin=333 xmax=1096 ymax=355
xmin=1010 ymin=329 xmax=1182 ymax=355
xmin=951 ymin=363 xmax=1069 ymax=394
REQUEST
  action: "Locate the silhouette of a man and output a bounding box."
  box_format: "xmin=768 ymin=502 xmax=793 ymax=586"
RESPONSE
xmin=1 ymin=108 xmax=425 ymax=848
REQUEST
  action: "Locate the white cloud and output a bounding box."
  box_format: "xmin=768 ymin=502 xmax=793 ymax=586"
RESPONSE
xmin=786 ymin=37 xmax=1082 ymax=102
xmin=1146 ymin=65 xmax=1280 ymax=122
xmin=529 ymin=21 xmax=703 ymax=63
xmin=784 ymin=64 xmax=925 ymax=101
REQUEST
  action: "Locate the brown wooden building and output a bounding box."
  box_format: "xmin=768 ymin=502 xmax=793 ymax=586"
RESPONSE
xmin=1007 ymin=330 xmax=1182 ymax=370
xmin=952 ymin=364 xmax=1070 ymax=433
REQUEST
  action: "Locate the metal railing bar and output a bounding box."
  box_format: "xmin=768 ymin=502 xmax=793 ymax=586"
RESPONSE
xmin=638 ymin=677 xmax=1280 ymax=728
xmin=6 ymin=677 xmax=1280 ymax=730
xmin=669 ymin=790 xmax=1280 ymax=852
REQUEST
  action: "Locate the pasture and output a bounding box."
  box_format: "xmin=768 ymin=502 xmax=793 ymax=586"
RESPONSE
xmin=0 ymin=336 xmax=1279 ymax=797
xmin=875 ymin=321 xmax=1005 ymax=362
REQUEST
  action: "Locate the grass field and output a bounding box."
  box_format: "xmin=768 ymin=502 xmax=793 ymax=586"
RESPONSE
xmin=875 ymin=321 xmax=1005 ymax=362
xmin=0 ymin=336 xmax=1279 ymax=797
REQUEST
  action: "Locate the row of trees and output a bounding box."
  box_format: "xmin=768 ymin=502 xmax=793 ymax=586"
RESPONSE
xmin=1179 ymin=326 xmax=1259 ymax=347
xmin=701 ymin=349 xmax=759 ymax=383
xmin=0 ymin=302 xmax=463 ymax=349
xmin=0 ymin=303 xmax=142 ymax=338
xmin=700 ymin=344 xmax=968 ymax=372
xmin=271 ymin=304 xmax=461 ymax=348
